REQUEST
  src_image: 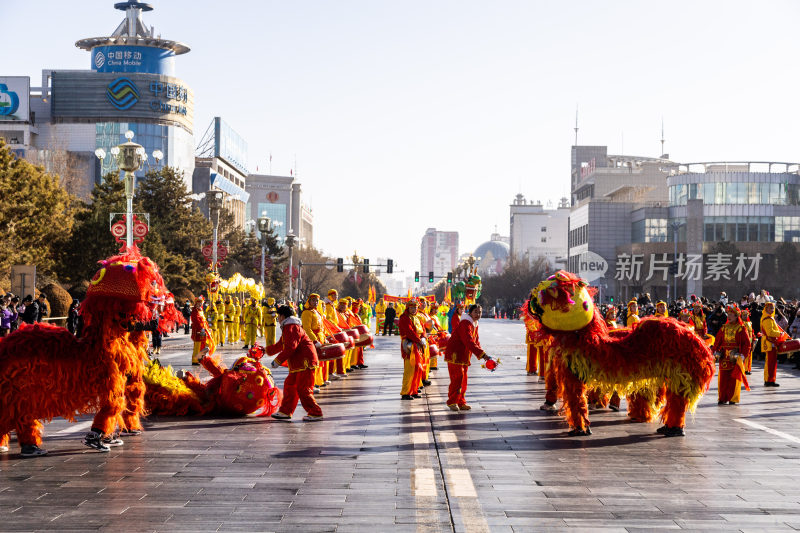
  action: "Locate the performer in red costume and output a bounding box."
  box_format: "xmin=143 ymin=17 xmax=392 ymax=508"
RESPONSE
xmin=444 ymin=304 xmax=493 ymax=411
xmin=268 ymin=305 xmax=323 ymax=421
xmin=713 ymin=304 xmax=751 ymax=405
xmin=191 ymin=297 xmax=215 ymax=364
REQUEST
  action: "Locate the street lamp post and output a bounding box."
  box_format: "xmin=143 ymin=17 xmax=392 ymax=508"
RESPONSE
xmin=285 ymin=231 xmax=297 ymax=300
xmin=257 ymin=214 xmax=271 ymax=286
xmin=207 ymin=189 xmax=225 ymax=271
xmin=671 ymin=221 xmax=681 ymax=302
xmin=94 ymin=130 xmax=162 ymax=249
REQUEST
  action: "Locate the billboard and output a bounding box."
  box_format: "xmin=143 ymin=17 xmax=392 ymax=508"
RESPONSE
xmin=51 ymin=71 xmax=193 ymax=133
xmin=91 ymin=45 xmax=176 ymax=76
xmin=214 ymin=117 xmax=249 ymax=175
xmin=0 ymin=76 xmax=30 ymax=122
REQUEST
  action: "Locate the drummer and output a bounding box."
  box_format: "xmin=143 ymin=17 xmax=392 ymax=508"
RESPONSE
xmin=301 ymin=293 xmax=328 ymax=390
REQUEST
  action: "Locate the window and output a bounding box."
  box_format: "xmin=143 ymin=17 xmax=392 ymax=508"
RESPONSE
xmin=541 ymin=226 xmax=547 ymax=232
xmin=631 ymin=220 xmax=645 ymax=243
xmin=541 ymin=237 xmax=547 ymax=243
xmin=776 ymin=217 xmax=800 ymax=242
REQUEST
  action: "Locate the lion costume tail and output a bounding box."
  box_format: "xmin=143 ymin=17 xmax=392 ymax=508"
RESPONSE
xmin=143 ymin=361 xmax=210 ymax=416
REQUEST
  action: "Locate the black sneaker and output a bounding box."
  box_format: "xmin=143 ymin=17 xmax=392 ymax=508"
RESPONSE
xmin=411 ymin=394 xmax=421 ymax=399
xmin=358 ymin=364 xmax=369 ymax=369
xmin=83 ymin=432 xmax=110 ymax=452
xmin=20 ymin=444 xmax=48 ymax=458
xmin=401 ymin=395 xmax=414 ymax=400
xmin=663 ymin=426 xmax=685 ymax=437
xmin=422 ymin=380 xmax=432 ymax=386
xmin=656 ymin=425 xmax=668 ymax=434
xmin=271 ymin=412 xmax=291 ymax=421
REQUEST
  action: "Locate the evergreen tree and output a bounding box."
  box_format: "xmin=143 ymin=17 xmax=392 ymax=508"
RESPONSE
xmin=56 ymin=172 xmax=125 ymax=283
xmin=0 ymin=140 xmax=77 ymax=278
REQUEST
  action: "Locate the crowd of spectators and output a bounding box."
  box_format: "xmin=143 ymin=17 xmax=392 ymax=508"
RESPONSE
xmin=599 ymin=290 xmax=800 ymax=365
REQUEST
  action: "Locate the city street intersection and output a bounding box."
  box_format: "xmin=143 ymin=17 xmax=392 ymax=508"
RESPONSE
xmin=3 ymin=319 xmax=800 ymax=532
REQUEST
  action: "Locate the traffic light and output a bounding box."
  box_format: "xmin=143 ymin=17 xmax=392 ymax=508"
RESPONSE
xmin=387 ymin=259 xmax=393 ymax=274
xmin=337 ymin=258 xmax=344 ymax=272
xmin=414 ymin=271 xmax=419 ymax=283
xmin=668 ymin=261 xmax=678 ymax=275
xmin=447 ymin=271 xmax=453 ymax=283
xmin=363 ymin=258 xmax=369 ymax=273
xmin=428 ymin=271 xmax=434 ymax=283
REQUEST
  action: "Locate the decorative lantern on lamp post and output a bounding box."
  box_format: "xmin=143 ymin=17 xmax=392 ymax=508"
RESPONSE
xmin=94 ymin=130 xmax=162 ymax=249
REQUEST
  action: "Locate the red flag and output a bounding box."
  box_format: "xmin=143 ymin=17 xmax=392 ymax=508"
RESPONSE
xmin=732 ymin=357 xmax=750 ymax=391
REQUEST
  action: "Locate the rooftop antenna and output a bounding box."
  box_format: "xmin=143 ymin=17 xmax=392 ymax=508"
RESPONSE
xmin=660 ymin=117 xmax=665 ymax=157
xmin=574 ymin=105 xmax=579 ymax=146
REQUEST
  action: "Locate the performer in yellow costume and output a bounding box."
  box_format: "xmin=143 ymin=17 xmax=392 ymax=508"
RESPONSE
xmin=242 ymin=298 xmax=261 ymax=349
xmin=223 ymin=297 xmax=236 ymax=345
xmin=654 ymin=301 xmax=668 ymax=318
xmin=334 ymin=299 xmax=354 ymax=375
xmin=203 ymin=300 xmax=218 ymax=360
xmin=374 ymin=297 xmax=386 ymax=334
xmin=233 ymin=297 xmax=242 ymax=342
xmin=301 ymin=293 xmax=328 ymax=387
xmin=215 ymin=299 xmax=226 ymax=346
xmin=626 ymin=300 xmax=640 ymax=327
xmin=262 ymin=297 xmax=277 ymax=346
xmin=761 ymin=300 xmax=789 ymax=387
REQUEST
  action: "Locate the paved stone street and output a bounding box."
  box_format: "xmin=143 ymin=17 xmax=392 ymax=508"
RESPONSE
xmin=3 ymin=319 xmax=800 ymax=532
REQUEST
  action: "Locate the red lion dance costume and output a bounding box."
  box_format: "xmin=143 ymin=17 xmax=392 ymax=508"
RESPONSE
xmin=143 ymin=343 xmax=282 ymax=418
xmin=0 ymin=248 xmax=163 ymax=457
xmin=524 ymin=270 xmax=715 ymax=438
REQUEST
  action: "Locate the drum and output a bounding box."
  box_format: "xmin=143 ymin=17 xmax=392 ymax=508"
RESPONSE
xmin=354 ymin=324 xmax=370 ymax=336
xmin=429 ymin=344 xmax=439 ymax=357
xmin=318 ymin=342 xmax=346 ymax=361
xmin=328 ymin=331 xmax=355 ymax=349
xmin=777 ymin=338 xmax=800 ymax=354
xmin=354 ymin=333 xmax=374 ymax=348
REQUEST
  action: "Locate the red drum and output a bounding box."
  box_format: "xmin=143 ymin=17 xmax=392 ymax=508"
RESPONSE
xmin=354 ymin=333 xmax=374 ymax=348
xmin=318 ymin=342 xmax=346 ymax=361
xmin=328 ymin=331 xmax=354 ymax=349
xmin=344 ymin=328 xmax=359 ymax=339
xmin=355 ymin=324 xmax=370 ymax=336
xmin=429 ymin=344 xmax=439 ymax=357
xmin=778 ymin=338 xmax=800 ymax=354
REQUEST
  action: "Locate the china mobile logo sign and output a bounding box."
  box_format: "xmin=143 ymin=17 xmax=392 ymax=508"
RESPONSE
xmin=106 ymin=77 xmax=140 ymax=110
xmin=615 ymin=253 xmax=762 ymax=282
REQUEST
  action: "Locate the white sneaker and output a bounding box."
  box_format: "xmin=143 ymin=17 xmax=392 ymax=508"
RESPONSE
xmin=102 ymin=436 xmax=124 ymax=447
xmin=302 ymin=415 xmax=323 ymax=422
xmin=539 ymin=402 xmax=557 ymax=412
xmin=329 ymin=374 xmax=342 ymax=380
xmin=0 ymin=445 xmax=9 ymax=453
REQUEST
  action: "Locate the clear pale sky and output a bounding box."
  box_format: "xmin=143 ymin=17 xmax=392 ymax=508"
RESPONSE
xmin=5 ymin=0 xmax=800 ymax=278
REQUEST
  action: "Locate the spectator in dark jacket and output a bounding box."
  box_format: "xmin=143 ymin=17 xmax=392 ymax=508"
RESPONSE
xmin=20 ymin=295 xmax=39 ymax=325
xmin=67 ymin=300 xmax=80 ymax=335
xmin=383 ymin=303 xmax=397 ymax=336
xmin=181 ymin=300 xmax=192 ymax=334
xmin=36 ymin=294 xmax=48 ymax=323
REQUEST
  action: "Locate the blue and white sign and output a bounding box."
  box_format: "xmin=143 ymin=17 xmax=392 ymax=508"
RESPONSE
xmin=0 ymin=77 xmax=30 ymax=122
xmin=91 ymin=45 xmax=175 ymax=76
